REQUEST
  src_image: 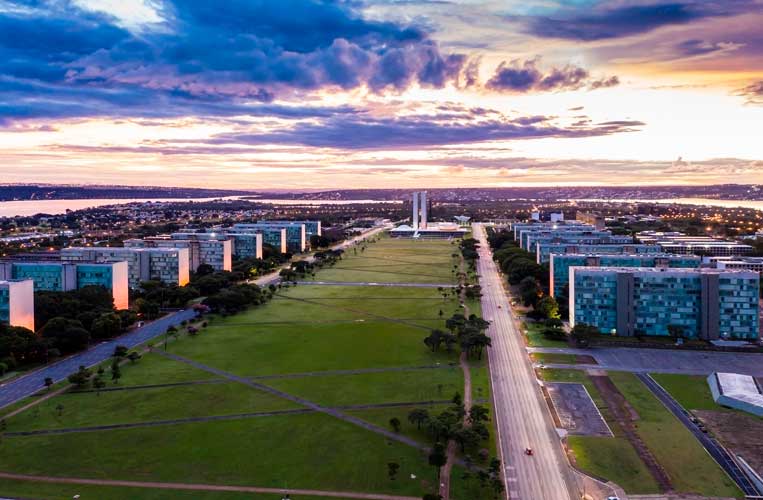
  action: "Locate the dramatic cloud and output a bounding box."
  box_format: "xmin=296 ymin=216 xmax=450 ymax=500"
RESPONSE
xmin=518 ymin=1 xmax=760 ymax=41
xmin=736 ymin=81 xmax=763 ymax=105
xmin=192 ymin=112 xmax=643 ymax=149
xmin=485 ymin=59 xmax=618 ymax=93
xmin=0 ymin=0 xmax=466 ymax=123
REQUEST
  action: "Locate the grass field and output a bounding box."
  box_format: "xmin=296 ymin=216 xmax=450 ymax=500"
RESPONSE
xmin=0 ymin=479 xmax=354 ymax=500
xmin=0 ymin=233 xmax=496 ymax=500
xmin=539 ymin=369 xmax=661 ymax=495
xmin=609 ymin=372 xmax=742 ymax=498
xmin=303 ymin=235 xmax=459 ymax=284
xmin=523 ymin=322 xmax=567 ymax=348
xmin=650 ymin=373 xmax=723 ymax=411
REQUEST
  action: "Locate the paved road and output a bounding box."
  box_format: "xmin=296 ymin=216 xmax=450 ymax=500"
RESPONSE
xmin=473 ymin=224 xmax=575 ymax=500
xmin=0 ymin=309 xmax=196 ymax=410
xmin=528 ymin=346 xmax=763 ymax=376
xmin=637 ymin=373 xmax=760 ymax=496
xmin=295 ymin=281 xmax=457 ymax=288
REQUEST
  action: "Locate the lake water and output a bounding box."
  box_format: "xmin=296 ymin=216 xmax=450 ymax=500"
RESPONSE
xmin=0 ymin=197 xmax=397 ymax=217
xmin=573 ymin=198 xmax=763 ymax=211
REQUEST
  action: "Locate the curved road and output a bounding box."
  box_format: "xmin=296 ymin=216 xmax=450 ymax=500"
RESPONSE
xmin=0 ymin=309 xmax=196 ymax=410
xmin=474 ymin=223 xmax=576 ymax=500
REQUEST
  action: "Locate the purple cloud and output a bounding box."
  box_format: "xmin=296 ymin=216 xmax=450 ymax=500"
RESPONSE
xmin=486 ymin=59 xmax=618 ymax=93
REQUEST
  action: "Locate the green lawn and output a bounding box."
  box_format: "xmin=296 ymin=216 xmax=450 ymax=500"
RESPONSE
xmin=540 ymin=369 xmax=661 ymax=494
xmin=0 ymin=414 xmax=436 ymax=495
xmin=568 ymin=436 xmax=661 ymax=494
xmin=650 ymin=373 xmax=721 ymax=411
xmin=524 ymin=322 xmax=567 ymax=348
xmin=0 ymin=233 xmax=495 ymax=499
xmin=0 ymin=479 xmax=352 ymax=500
xmin=268 ymin=367 xmax=464 ymax=407
xmin=531 ymin=353 xmax=580 ymax=364
xmin=5 ymin=383 xmax=297 ymax=432
xmin=303 ymin=235 xmax=459 ymax=284
xmin=609 ymin=372 xmax=743 ymax=498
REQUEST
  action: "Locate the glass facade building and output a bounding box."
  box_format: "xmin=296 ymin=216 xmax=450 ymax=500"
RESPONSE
xmin=550 ymin=254 xmax=701 ymax=298
xmin=0 ymin=261 xmax=129 ymax=309
xmin=570 ymin=267 xmax=759 ymax=340
xmin=61 ymin=247 xmax=189 ymax=290
xmin=233 ymin=223 xmax=306 ymax=252
xmin=536 ymin=243 xmax=663 ymax=264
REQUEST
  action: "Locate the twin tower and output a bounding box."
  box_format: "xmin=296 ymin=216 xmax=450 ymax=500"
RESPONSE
xmin=412 ymin=191 xmax=428 ymax=230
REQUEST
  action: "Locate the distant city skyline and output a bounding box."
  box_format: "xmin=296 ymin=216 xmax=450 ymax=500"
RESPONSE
xmin=0 ymin=0 xmax=761 ymax=188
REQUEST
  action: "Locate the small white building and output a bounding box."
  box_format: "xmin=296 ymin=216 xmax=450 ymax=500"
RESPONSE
xmin=707 ymin=372 xmax=763 ymax=417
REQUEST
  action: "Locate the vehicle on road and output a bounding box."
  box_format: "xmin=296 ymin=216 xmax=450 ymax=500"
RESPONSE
xmin=524 ymin=447 xmax=533 ymax=456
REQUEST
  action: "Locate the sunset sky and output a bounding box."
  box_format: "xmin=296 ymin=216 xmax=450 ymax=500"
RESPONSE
xmin=1 ymin=0 xmax=762 ymax=189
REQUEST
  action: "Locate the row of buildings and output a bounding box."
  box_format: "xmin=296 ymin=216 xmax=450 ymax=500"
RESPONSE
xmin=509 ymin=219 xmax=761 ymax=341
xmin=0 ymin=220 xmax=322 ymax=331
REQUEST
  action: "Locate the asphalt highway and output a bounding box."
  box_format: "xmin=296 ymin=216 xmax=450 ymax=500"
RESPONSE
xmin=473 ymin=223 xmax=576 ymax=500
xmin=0 ymin=309 xmax=196 ymax=410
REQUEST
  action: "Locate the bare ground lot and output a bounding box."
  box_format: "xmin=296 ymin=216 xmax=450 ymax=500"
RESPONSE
xmin=694 ymin=409 xmax=763 ymax=474
xmin=546 ymin=382 xmax=612 ymax=437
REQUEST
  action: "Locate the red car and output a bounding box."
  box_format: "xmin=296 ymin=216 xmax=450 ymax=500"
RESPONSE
xmin=525 ymin=448 xmax=533 ymax=456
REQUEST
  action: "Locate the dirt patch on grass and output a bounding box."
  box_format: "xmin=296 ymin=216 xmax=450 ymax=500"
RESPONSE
xmin=694 ymin=409 xmax=763 ymax=473
xmin=576 ymin=354 xmax=597 ymax=364
xmin=590 ymin=375 xmax=673 ymax=492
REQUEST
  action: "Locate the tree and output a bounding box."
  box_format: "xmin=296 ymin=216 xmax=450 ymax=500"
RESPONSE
xmin=90 ymin=313 xmax=122 ymax=340
xmin=424 ymin=329 xmax=445 ymax=352
xmin=44 ymin=377 xmax=53 ymax=391
xmin=196 ymin=263 xmax=215 ymax=276
xmin=408 ymin=408 xmax=430 ymax=430
xmin=389 ymin=417 xmax=402 ymax=433
xmin=570 ymin=323 xmax=597 ymax=348
xmin=535 ymin=296 xmax=560 ymax=320
xmin=127 ymin=352 xmax=142 ymax=363
xmin=67 ymin=366 xmax=92 ymax=389
xmin=422 ymin=495 xmax=443 ymax=500
xmin=110 ymin=360 xmax=122 ymax=384
xmin=428 ymin=442 xmax=448 ymax=479
xmin=113 ymin=345 xmax=129 ymax=358
xmin=93 ymin=376 xmax=106 ymax=396
xmin=387 ymin=462 xmax=400 ymax=481
xmin=518 ymin=276 xmax=541 ymax=307
xmin=468 ymin=405 xmax=490 ymax=425
xmin=453 ymin=426 xmax=481 ymax=452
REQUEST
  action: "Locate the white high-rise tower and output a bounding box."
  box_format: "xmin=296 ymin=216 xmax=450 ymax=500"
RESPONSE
xmin=412 ymin=191 xmax=419 ymax=230
xmin=420 ymin=191 xmax=428 ymax=229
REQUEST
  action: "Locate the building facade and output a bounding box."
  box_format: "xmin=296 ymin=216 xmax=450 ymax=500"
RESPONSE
xmin=126 ymin=236 xmax=231 ymax=272
xmin=550 ymin=254 xmax=701 ymax=298
xmin=536 ymin=243 xmax=663 ymax=264
xmin=61 ymin=247 xmax=189 ymax=289
xmin=524 ymin=232 xmax=634 ymax=253
xmin=0 ymin=261 xmax=129 ymax=309
xmin=0 ymin=279 xmax=35 ymax=330
xmin=569 ymin=267 xmax=759 ymax=340
xmin=233 ymin=223 xmax=305 ymax=252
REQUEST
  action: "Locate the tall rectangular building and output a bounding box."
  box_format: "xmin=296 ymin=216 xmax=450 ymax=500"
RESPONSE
xmin=126 ymin=236 xmax=231 ymax=272
xmin=260 ymin=220 xmax=321 ymax=237
xmin=61 ymin=247 xmax=189 ymax=289
xmin=233 ymin=223 xmax=305 ymax=253
xmin=0 ymin=261 xmax=129 ymax=310
xmin=0 ymin=279 xmax=35 ymax=330
xmin=570 ymin=267 xmax=759 ymax=340
xmin=549 ymin=254 xmax=701 ymax=298
xmin=536 ymin=243 xmax=663 ymax=264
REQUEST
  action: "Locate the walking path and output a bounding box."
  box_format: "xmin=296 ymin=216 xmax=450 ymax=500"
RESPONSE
xmin=6 ymin=399 xmax=490 ymax=437
xmin=296 ymin=281 xmax=457 ymax=288
xmin=154 ymin=350 xmax=432 ymax=453
xmin=0 ymin=472 xmax=419 ymax=500
xmin=0 ymin=309 xmax=197 ymax=411
xmin=439 ymin=254 xmax=474 ymax=500
xmin=72 ymin=364 xmax=458 ymax=394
